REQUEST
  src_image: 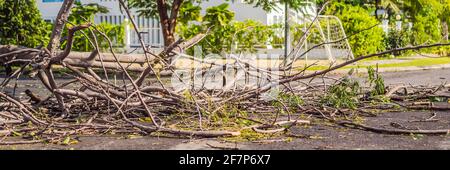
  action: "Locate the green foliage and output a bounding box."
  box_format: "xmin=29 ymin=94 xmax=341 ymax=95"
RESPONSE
xmin=317 ymin=0 xmax=374 ymax=7
xmin=0 ymin=0 xmax=50 ymax=47
xmin=127 ymin=0 xmax=159 ymax=18
xmin=128 ymin=0 xmax=311 ymax=47
xmin=411 ymin=5 xmax=442 ymax=45
xmin=129 ymin=0 xmax=204 ymax=18
xmin=60 ymin=2 xmax=124 ymax=52
xmin=384 ymin=28 xmax=412 ymax=55
xmin=400 ymin=1 xmax=447 ymax=52
xmin=272 ymin=92 xmax=304 ymax=110
xmin=178 ymin=4 xmax=274 ymax=55
xmin=366 ymin=66 xmax=386 ymax=97
xmin=61 ymin=23 xmax=125 ymax=52
xmin=240 ymin=0 xmax=310 ymax=12
xmin=399 ymin=0 xmax=450 ymax=54
xmin=203 ymin=3 xmax=235 ymax=27
xmin=69 ymin=1 xmax=109 ymax=24
xmin=321 ymin=78 xmax=360 ymax=109
xmin=231 ymin=20 xmax=275 ymax=53
xmin=440 ymin=0 xmax=450 ymax=25
xmin=326 ymin=2 xmax=386 ymax=57
xmin=129 ymin=0 xmax=308 ymax=18
xmin=178 ymin=1 xmax=203 ymax=25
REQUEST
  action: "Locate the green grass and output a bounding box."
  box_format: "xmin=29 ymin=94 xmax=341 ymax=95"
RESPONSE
xmin=306 ymin=57 xmax=450 ymax=71
xmin=375 ymin=57 xmax=450 ymax=68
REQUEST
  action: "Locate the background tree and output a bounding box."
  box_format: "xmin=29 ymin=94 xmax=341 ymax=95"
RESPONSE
xmin=374 ymin=0 xmax=401 ymax=19
xmin=128 ymin=0 xmax=196 ymax=47
xmin=402 ymin=0 xmax=450 ymax=42
xmin=401 ymin=0 xmax=444 ymax=44
xmin=128 ymin=0 xmax=308 ymax=47
xmin=178 ymin=3 xmax=275 ymax=55
xmin=0 ymin=0 xmax=50 ymax=48
xmin=69 ymin=1 xmax=109 ymax=24
xmin=203 ymin=3 xmax=235 ymax=27
xmin=177 ymin=1 xmax=202 ymax=25
xmin=324 ymin=1 xmax=386 ymax=56
xmin=62 ymin=2 xmax=125 ymax=52
xmin=239 ymin=0 xmax=313 ymax=11
xmin=440 ymin=0 xmax=450 ymax=41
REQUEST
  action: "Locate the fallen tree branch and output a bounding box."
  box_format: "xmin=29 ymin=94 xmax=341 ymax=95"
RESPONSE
xmin=336 ymin=120 xmax=450 ymax=135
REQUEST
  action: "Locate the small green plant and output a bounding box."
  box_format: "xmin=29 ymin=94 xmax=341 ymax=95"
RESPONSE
xmin=272 ymin=93 xmax=304 ymax=107
xmin=321 ymin=78 xmax=360 ymax=109
xmin=271 ymin=92 xmax=304 ymax=115
xmin=366 ymin=65 xmax=386 ymax=97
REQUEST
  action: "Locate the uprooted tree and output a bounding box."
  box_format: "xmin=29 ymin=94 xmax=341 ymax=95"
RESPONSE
xmin=0 ymin=0 xmax=450 ymax=145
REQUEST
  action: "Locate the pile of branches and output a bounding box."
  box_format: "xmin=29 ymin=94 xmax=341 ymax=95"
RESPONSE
xmin=0 ymin=0 xmax=449 ymax=145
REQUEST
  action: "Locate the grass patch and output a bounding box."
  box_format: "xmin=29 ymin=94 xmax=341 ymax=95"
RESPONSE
xmin=305 ymin=57 xmax=450 ymax=71
xmin=374 ymin=57 xmax=450 ymax=68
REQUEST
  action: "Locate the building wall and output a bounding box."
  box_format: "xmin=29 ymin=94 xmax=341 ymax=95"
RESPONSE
xmin=37 ymin=0 xmax=66 ymax=22
xmin=199 ymin=1 xmax=269 ymax=24
xmin=199 ymin=1 xmax=317 ymax=26
xmin=37 ymin=0 xmax=164 ymax=48
xmin=37 ymin=0 xmax=128 ymax=23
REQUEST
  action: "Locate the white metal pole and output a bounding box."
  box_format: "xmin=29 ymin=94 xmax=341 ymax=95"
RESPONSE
xmin=283 ymin=3 xmax=291 ymax=66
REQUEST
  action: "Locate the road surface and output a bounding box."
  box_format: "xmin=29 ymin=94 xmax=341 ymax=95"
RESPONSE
xmin=0 ymin=68 xmax=449 ymax=150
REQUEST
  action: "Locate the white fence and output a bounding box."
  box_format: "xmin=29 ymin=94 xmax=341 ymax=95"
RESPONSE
xmin=126 ymin=25 xmax=164 ymax=48
xmin=95 ymin=14 xmax=164 ymax=50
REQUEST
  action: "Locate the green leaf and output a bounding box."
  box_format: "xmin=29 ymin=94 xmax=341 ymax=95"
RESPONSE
xmin=11 ymin=131 xmax=23 ymax=137
xmin=63 ymin=138 xmax=70 ymax=145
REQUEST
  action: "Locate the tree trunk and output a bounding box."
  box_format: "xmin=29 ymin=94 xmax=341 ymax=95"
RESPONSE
xmin=375 ymin=0 xmax=380 ymax=20
xmin=442 ymin=20 xmax=449 ymax=42
xmin=47 ymin=0 xmax=76 ymax=57
xmin=162 ymin=29 xmax=176 ymax=47
xmin=156 ymin=0 xmax=183 ymax=47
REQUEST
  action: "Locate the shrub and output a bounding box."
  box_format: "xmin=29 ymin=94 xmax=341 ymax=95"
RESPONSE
xmin=0 ymin=0 xmax=51 ymax=48
xmin=384 ymin=28 xmax=412 ymax=56
xmin=59 ymin=2 xmax=124 ymax=52
xmin=325 ymin=2 xmax=386 ymax=57
xmin=321 ymin=78 xmax=360 ymax=109
xmin=61 ymin=23 xmax=125 ymax=52
xmin=178 ymin=3 xmax=275 ymax=55
xmin=411 ymin=5 xmax=442 ymax=46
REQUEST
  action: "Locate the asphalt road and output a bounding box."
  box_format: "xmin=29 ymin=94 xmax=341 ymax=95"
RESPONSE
xmin=380 ymin=68 xmax=450 ymax=86
xmin=1 ymin=68 xmax=450 ymax=150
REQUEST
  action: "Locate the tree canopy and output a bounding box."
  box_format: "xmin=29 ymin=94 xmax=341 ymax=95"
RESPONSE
xmin=127 ymin=0 xmax=311 ymax=47
xmin=0 ymin=0 xmax=50 ymax=48
xmin=69 ymin=1 xmax=109 ymax=24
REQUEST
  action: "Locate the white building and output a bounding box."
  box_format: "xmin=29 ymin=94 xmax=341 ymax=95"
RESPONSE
xmin=38 ymin=0 xmax=163 ymax=48
xmin=39 ymin=0 xmax=129 ymax=24
xmin=200 ymin=1 xmax=317 ymax=25
xmin=36 ymin=0 xmax=317 ymax=48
